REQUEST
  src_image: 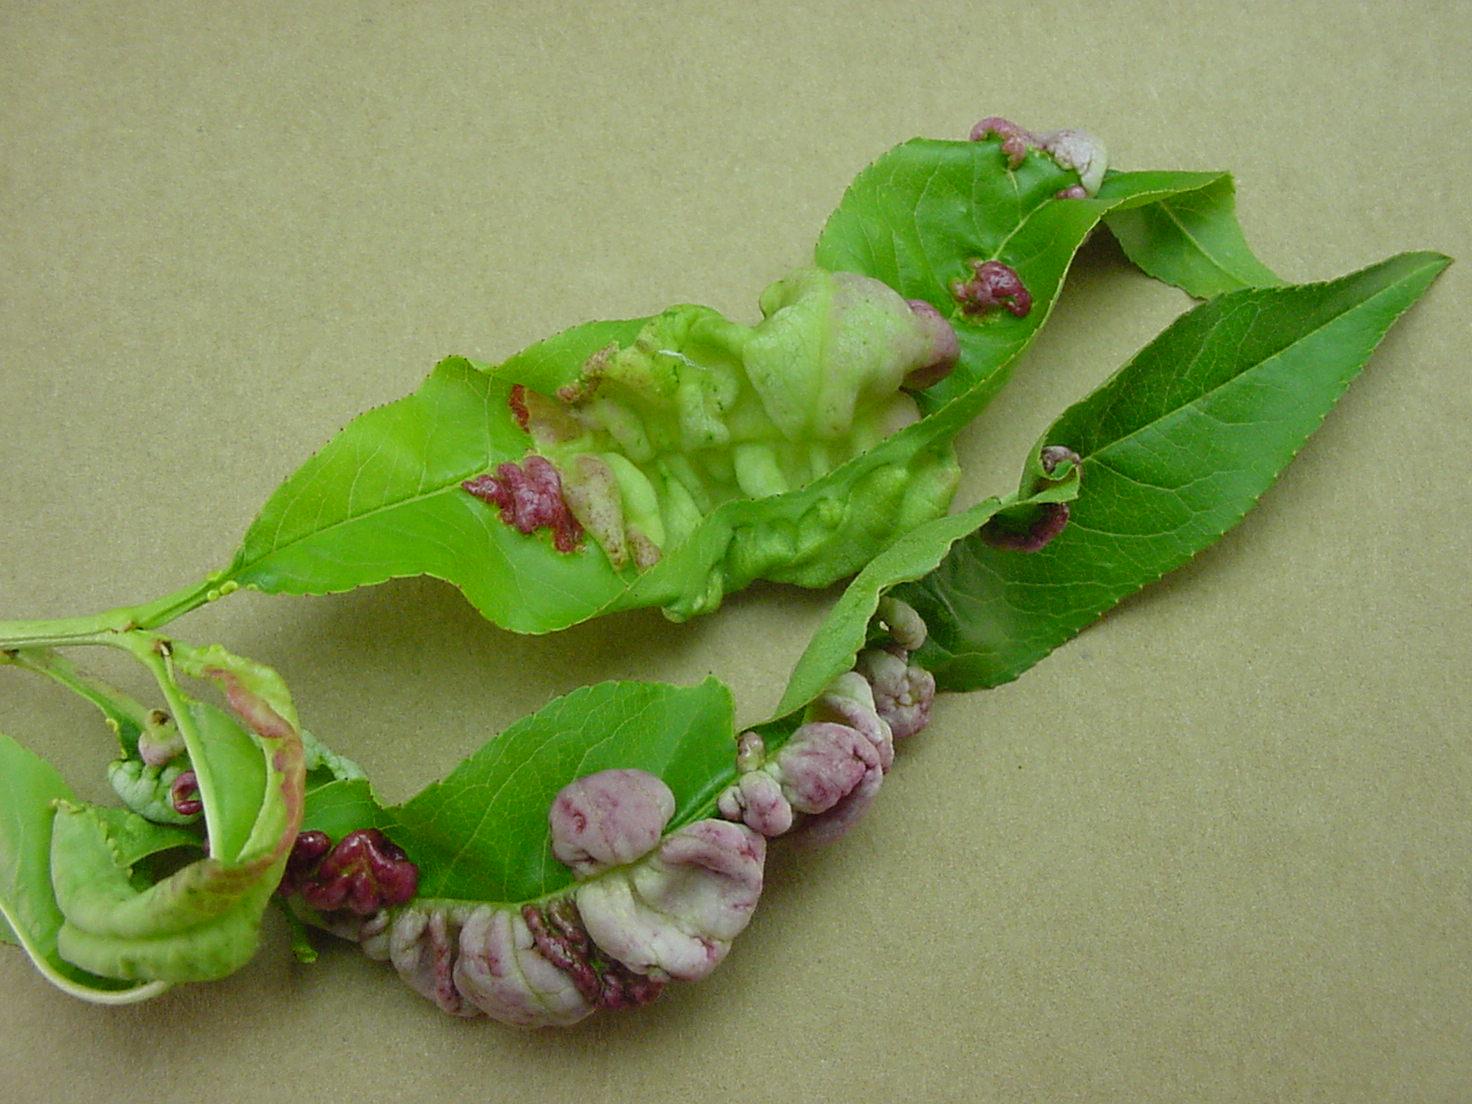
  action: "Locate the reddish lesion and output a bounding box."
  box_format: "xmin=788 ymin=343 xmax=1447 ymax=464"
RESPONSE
xmin=507 ymin=384 xmax=531 ymax=432
xmin=279 ymin=828 xmax=419 ymax=916
xmin=169 ymin=769 xmax=202 ymax=816
xmin=981 ymin=501 xmax=1071 ymax=552
xmin=969 ymin=115 xmax=1037 ymax=168
xmin=523 ymin=898 xmax=665 ymax=1011
xmin=462 ymin=455 xmax=584 ymax=553
xmin=951 ymin=259 xmax=1033 ymax=318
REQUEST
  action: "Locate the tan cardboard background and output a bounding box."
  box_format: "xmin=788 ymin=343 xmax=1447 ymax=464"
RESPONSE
xmin=2 ymin=2 xmax=1468 ymax=1100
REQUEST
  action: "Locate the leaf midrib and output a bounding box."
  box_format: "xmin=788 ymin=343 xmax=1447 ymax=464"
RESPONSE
xmin=1158 ymin=199 xmax=1249 ymax=284
xmin=1065 ymin=258 xmax=1439 ymax=466
xmin=231 ymin=374 xmax=501 ymax=579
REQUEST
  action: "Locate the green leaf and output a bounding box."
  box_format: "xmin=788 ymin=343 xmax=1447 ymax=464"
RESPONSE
xmin=301 ymin=777 xmax=389 ymax=839
xmin=1103 ymin=173 xmax=1283 ymax=297
xmin=0 ymin=143 xmax=1296 ymax=660
xmin=777 ymin=499 xmax=1006 ymax=716
xmin=0 ymin=732 xmax=165 ymax=1002
xmin=226 ymin=354 xmax=629 ymax=634
xmin=815 ymin=137 xmax=1238 ymax=412
xmin=219 ymin=139 xmax=1284 ymax=636
xmin=174 ymin=700 xmax=267 ymax=863
xmin=14 ymin=641 xmax=309 ymax=992
xmin=389 ymin=678 xmax=735 ymax=905
xmin=899 ymin=252 xmax=1450 ymax=691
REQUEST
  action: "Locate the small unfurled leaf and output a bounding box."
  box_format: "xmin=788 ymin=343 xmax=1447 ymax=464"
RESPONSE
xmin=899 ymin=252 xmax=1450 ymax=691
xmin=1102 ymin=173 xmax=1282 ymax=297
xmin=389 ymin=679 xmax=736 ymax=905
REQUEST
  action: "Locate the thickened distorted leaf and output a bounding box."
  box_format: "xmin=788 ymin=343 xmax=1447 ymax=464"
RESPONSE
xmin=774 ymin=452 xmax=1081 ymax=716
xmin=1102 ymin=173 xmax=1282 ymax=298
xmin=219 ymin=138 xmax=1266 ymax=637
xmin=491 ymin=316 xmax=649 ymax=392
xmin=228 ymin=355 xmax=629 ymax=634
xmin=0 ymin=732 xmax=165 ymax=1000
xmin=7 ymin=643 xmax=309 ymax=992
xmin=899 ymin=251 xmax=1450 ymax=691
xmin=608 ymin=412 xmax=963 ymax=620
xmin=814 ymin=136 xmax=1234 ymax=411
xmin=389 ymin=679 xmax=736 ymax=905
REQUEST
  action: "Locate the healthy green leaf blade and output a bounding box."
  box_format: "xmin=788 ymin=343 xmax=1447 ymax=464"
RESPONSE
xmin=301 ymin=778 xmax=389 ymax=839
xmin=390 ymin=678 xmax=736 ymax=905
xmin=1102 ymin=173 xmax=1282 ymax=298
xmin=899 ymin=251 xmax=1450 ymax=691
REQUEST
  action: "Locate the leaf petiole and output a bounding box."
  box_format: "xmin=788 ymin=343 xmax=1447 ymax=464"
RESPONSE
xmin=0 ymin=574 xmax=226 ymax=651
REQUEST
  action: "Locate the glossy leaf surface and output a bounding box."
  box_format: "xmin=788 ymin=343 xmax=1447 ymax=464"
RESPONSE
xmin=1103 ymin=173 xmax=1282 ymax=297
xmin=389 ymin=678 xmax=735 ymax=904
xmin=899 ymin=252 xmax=1450 ymax=691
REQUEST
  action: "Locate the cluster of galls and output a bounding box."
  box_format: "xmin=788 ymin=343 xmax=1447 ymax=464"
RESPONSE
xmin=304 ymin=599 xmax=935 ymax=1030
xmin=718 ymin=597 xmax=935 ymax=845
xmin=350 ymin=778 xmax=764 ymax=1028
xmin=279 ymin=828 xmax=419 ymax=915
xmin=949 ymin=115 xmax=1109 ymax=323
xmin=969 ymin=116 xmax=1108 ymax=198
